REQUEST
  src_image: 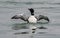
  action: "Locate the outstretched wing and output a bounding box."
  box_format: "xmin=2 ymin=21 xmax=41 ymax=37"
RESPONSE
xmin=11 ymin=14 xmax=28 ymax=21
xmin=35 ymin=15 xmax=49 ymax=22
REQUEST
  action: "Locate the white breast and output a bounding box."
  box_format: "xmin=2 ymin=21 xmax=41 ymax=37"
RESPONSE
xmin=28 ymin=16 xmax=37 ymax=23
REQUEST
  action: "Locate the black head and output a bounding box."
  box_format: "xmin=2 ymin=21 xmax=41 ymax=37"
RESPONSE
xmin=28 ymin=8 xmax=34 ymax=15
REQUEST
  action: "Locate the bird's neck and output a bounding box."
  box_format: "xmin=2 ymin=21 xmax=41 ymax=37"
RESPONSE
xmin=31 ymin=12 xmax=34 ymax=15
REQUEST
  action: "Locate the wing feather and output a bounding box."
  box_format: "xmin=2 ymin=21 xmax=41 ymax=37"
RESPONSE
xmin=11 ymin=14 xmax=28 ymax=21
xmin=35 ymin=15 xmax=49 ymax=22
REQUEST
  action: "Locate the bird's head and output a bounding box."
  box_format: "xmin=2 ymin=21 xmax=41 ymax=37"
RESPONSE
xmin=28 ymin=8 xmax=34 ymax=15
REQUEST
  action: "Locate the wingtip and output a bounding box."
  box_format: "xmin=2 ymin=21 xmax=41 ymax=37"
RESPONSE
xmin=11 ymin=16 xmax=19 ymax=19
xmin=46 ymin=18 xmax=50 ymax=22
xmin=11 ymin=16 xmax=15 ymax=19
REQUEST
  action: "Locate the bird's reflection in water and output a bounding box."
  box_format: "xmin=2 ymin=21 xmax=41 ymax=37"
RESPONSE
xmin=12 ymin=22 xmax=48 ymax=35
xmin=14 ymin=32 xmax=29 ymax=35
xmin=12 ymin=23 xmax=29 ymax=30
xmin=38 ymin=32 xmax=47 ymax=34
xmin=12 ymin=22 xmax=49 ymax=30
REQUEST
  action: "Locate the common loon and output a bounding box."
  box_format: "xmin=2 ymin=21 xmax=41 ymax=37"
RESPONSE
xmin=11 ymin=8 xmax=49 ymax=23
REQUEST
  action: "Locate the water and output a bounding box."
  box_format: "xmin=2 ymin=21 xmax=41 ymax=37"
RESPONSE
xmin=0 ymin=0 xmax=60 ymax=38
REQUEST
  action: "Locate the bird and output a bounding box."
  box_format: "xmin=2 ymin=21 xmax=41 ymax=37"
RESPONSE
xmin=11 ymin=8 xmax=49 ymax=23
xmin=11 ymin=8 xmax=49 ymax=35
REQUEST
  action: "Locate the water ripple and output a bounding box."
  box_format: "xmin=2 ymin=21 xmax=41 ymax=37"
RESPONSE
xmin=1 ymin=1 xmax=60 ymax=5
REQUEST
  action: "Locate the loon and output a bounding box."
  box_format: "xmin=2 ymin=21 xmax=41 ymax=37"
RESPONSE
xmin=11 ymin=8 xmax=49 ymax=23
